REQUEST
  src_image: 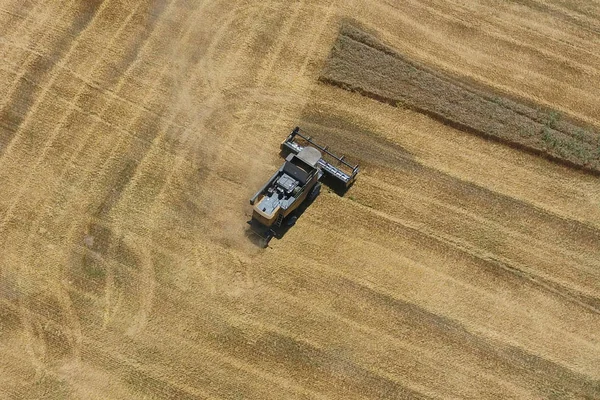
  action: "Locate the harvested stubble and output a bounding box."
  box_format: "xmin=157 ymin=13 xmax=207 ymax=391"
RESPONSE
xmin=320 ymin=25 xmax=600 ymax=173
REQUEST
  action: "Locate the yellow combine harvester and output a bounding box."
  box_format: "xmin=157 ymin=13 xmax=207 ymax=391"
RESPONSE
xmin=248 ymin=127 xmax=359 ymax=247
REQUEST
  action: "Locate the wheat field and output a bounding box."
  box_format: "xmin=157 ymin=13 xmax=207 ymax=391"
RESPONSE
xmin=1 ymin=0 xmax=599 ymax=398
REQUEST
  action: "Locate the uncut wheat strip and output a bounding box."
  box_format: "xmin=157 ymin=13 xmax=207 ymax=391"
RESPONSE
xmin=321 ymin=27 xmax=600 ymax=171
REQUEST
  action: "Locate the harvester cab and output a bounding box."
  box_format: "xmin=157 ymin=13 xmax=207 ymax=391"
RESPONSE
xmin=248 ymin=127 xmax=359 ymax=247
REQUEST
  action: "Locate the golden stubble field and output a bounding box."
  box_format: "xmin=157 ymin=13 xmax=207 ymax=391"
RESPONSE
xmin=1 ymin=0 xmax=600 ymax=398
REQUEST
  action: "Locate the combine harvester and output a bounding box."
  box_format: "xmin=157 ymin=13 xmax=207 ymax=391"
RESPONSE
xmin=249 ymin=127 xmax=359 ymax=247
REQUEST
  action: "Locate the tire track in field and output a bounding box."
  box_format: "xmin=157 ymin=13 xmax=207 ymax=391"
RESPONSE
xmin=24 ymin=217 xmax=154 ymax=354
xmin=39 ymin=209 xmax=438 ymax=398
xmin=358 ymin=183 xmax=600 ymax=316
xmin=8 ymin=221 xmax=86 ymax=365
xmin=197 ymin=1 xmax=282 ymax=95
xmin=240 ymin=271 xmax=525 ymax=398
xmin=124 ymin=235 xmax=155 ymax=337
xmin=0 ymin=1 xmax=77 ymax=125
xmin=101 ymin=253 xmax=116 ymax=330
xmin=97 ymin=1 xmax=286 ymax=336
xmin=250 ymin=0 xmax=337 ymax=128
xmin=198 ymin=0 xmax=309 ymax=221
xmin=53 ymin=277 xmax=84 ymax=362
xmin=512 ymin=0 xmax=600 ymax=37
xmin=67 ymin=0 xmax=210 ymax=217
xmin=209 ymin=285 xmax=437 ymax=399
xmin=0 ymin=0 xmax=149 ymax=233
xmin=98 ymin=0 xmax=173 ymax=87
xmin=270 ymin=247 xmax=599 ymax=397
xmin=414 ymin=0 xmax=600 ymax=79
xmin=347 ymin=190 xmax=600 ymax=338
xmin=303 ymin=106 xmax=600 ymax=310
xmin=1 ymin=312 xmax=212 ymax=399
xmin=236 ymin=1 xmax=337 ymax=199
xmin=55 ymin=90 xmax=171 ymax=332
xmin=298 ymin=101 xmax=596 ymax=380
xmin=18 ymin=302 xmax=46 ymax=379
xmin=165 ymin=318 xmax=424 ymax=400
xmin=0 ymin=37 xmax=186 ymax=133
xmin=0 ymin=0 xmax=109 ymax=203
xmin=376 ymin=0 xmax=600 ymax=125
xmin=122 ymin=290 xmax=339 ymax=399
xmin=151 ymin=254 xmax=543 ymax=399
xmin=140 ymin=241 xmax=433 ymax=398
xmin=300 ymin=200 xmax=600 ymax=382
xmin=123 ymin=1 xmax=285 ymax=233
xmin=0 ymin=0 xmax=179 ymax=370
xmin=99 ymin=0 xmax=242 ymax=219
xmin=0 ymin=0 xmax=49 ymax=59
xmin=0 ymin=1 xmax=44 ymax=82
xmin=39 ymin=0 xmax=201 ymax=336
xmin=432 ymin=0 xmax=600 ymax=100
xmin=68 ymin=240 xmax=331 ymax=398
xmin=0 ymin=0 xmax=181 ymax=236
xmin=86 ymin=336 xmax=238 ymax=399
xmin=205 ymin=0 xmax=287 ymax=93
xmin=342 ymin=149 xmax=600 ymax=261
xmin=0 ymin=0 xmax=105 ymax=157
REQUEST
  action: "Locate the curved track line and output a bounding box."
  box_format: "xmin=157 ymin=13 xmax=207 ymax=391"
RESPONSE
xmin=254 ymin=0 xmax=307 ymax=83
xmin=54 ymin=279 xmax=84 ymax=362
xmin=124 ymin=235 xmax=155 ymax=337
xmin=207 ymin=0 xmax=284 ymax=93
xmin=101 ymin=258 xmax=115 ymax=329
xmin=21 ymin=220 xmax=86 ymax=363
xmin=195 ymin=2 xmax=278 ymax=95
xmin=2 ymin=0 xmax=181 ymax=369
xmin=18 ymin=300 xmax=46 ymax=378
